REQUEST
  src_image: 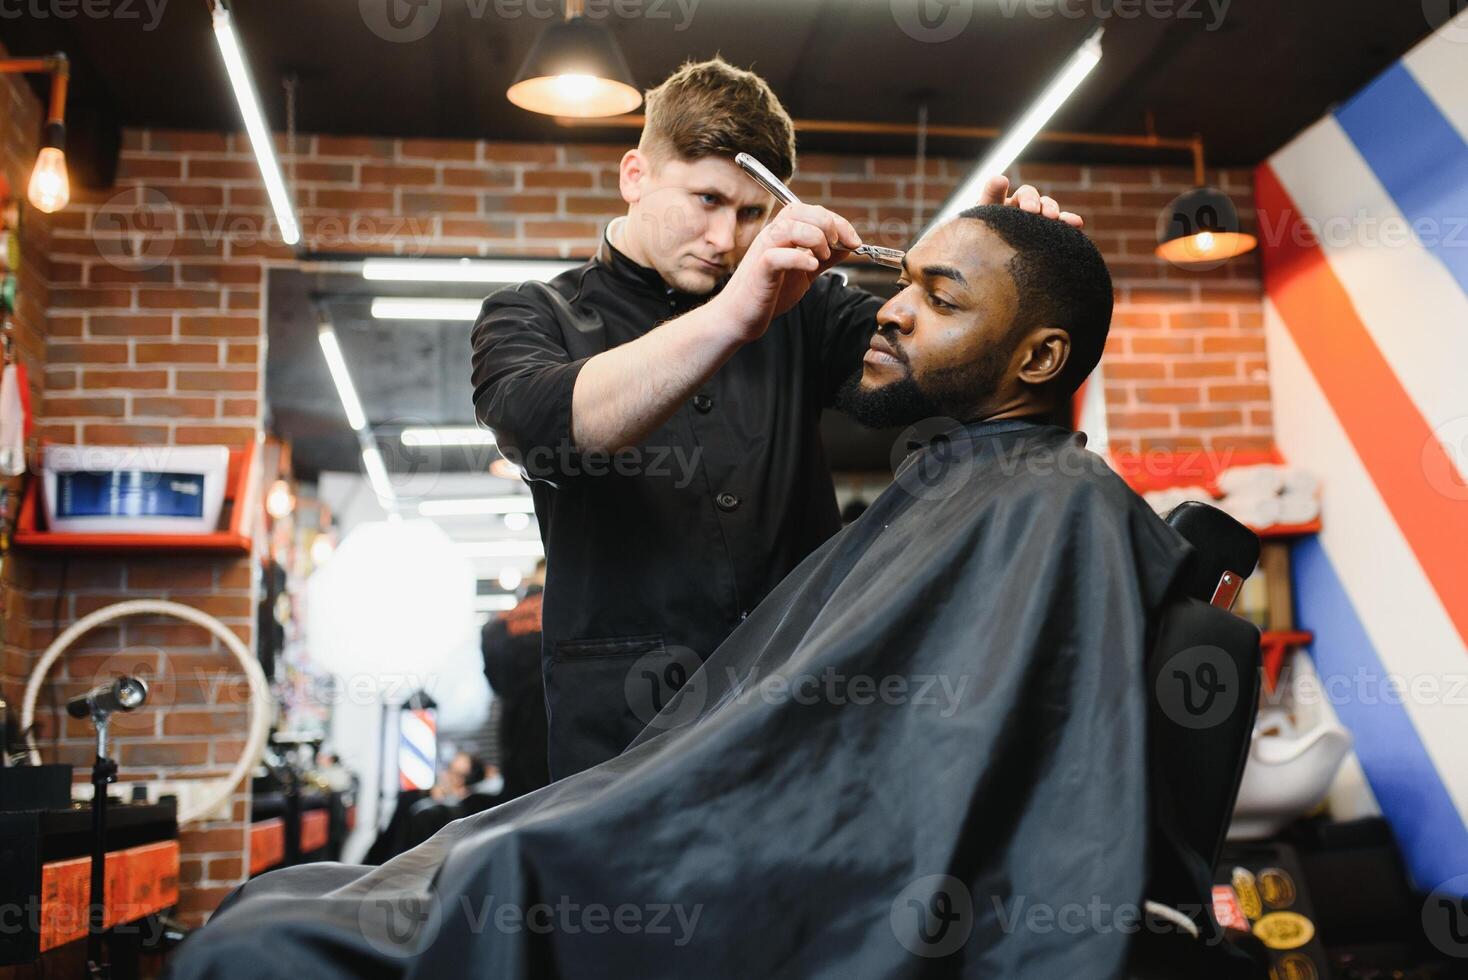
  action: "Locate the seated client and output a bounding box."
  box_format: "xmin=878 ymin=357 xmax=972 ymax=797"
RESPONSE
xmin=166 ymin=206 xmax=1195 ymax=980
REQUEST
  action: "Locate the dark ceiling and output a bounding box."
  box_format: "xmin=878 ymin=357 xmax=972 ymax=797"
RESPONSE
xmin=1 ymin=0 xmax=1439 ymax=186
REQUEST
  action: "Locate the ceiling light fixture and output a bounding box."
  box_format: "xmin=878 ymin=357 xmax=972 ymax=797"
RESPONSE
xmin=317 ymin=322 xmax=368 ymax=432
xmin=936 ymin=25 xmax=1105 ymax=225
xmin=210 ymin=0 xmax=300 ymax=245
xmin=361 ymin=443 xmax=397 ymax=506
xmin=400 ymin=426 xmax=497 ymax=447
xmin=419 ymin=497 xmax=536 ymax=517
xmin=1155 ymin=186 xmax=1258 ymax=265
xmin=506 ymin=0 xmax=641 ymax=118
xmin=362 ymin=257 xmax=579 ymax=284
xmin=370 ymin=298 xmax=482 ymax=321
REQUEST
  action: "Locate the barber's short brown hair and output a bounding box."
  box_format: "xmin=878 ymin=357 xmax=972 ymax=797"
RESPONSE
xmin=640 ymin=57 xmax=797 ymax=180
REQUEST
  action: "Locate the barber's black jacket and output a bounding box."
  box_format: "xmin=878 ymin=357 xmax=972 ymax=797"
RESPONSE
xmin=470 ymin=233 xmax=883 ymax=779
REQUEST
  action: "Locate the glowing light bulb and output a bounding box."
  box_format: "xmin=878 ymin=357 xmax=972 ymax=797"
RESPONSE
xmin=503 ymin=511 xmax=530 ymax=531
xmin=552 ymin=74 xmax=597 ymax=101
xmin=266 ymin=479 xmax=295 ymax=519
xmin=1194 ymin=231 xmax=1215 ymax=254
xmin=27 ymin=146 xmax=69 ymax=213
xmin=498 ymin=566 xmax=523 ymax=591
xmin=311 ymin=534 xmax=335 ymax=565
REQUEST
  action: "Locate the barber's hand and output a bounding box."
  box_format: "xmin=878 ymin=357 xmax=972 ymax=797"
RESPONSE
xmin=714 ymin=203 xmax=863 ymax=343
xmin=979 ymin=175 xmax=1085 ymax=228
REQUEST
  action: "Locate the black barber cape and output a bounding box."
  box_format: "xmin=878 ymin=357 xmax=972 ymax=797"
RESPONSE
xmin=471 ymin=227 xmax=882 ymax=779
xmin=166 ymin=422 xmax=1191 ymax=980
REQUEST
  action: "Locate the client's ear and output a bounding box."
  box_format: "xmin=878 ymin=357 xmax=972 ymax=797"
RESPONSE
xmin=1016 ymin=327 xmax=1071 ymax=387
xmin=619 ymin=149 xmax=648 ymax=205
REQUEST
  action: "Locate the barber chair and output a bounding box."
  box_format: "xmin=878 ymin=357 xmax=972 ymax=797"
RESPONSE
xmin=1126 ymin=501 xmax=1269 ymax=978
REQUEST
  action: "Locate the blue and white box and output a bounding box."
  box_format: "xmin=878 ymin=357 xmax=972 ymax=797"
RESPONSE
xmin=43 ymin=445 xmax=230 ymax=535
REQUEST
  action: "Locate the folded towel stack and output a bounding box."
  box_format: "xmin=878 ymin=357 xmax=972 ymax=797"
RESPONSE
xmin=1139 ymin=464 xmax=1321 ymax=529
xmin=1216 ymin=464 xmax=1321 ymax=529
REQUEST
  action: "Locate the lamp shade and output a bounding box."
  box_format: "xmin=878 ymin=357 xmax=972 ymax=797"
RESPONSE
xmin=506 ymin=16 xmax=641 ymax=118
xmin=1155 ymin=185 xmax=1257 ymax=267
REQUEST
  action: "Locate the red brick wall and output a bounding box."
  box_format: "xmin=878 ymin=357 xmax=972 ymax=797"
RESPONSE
xmin=10 ymin=122 xmax=268 ymax=935
xmin=0 ymin=41 xmax=55 ymax=711
xmin=8 ymin=125 xmax=1270 ymax=938
xmin=1009 ymin=163 xmax=1268 ymax=455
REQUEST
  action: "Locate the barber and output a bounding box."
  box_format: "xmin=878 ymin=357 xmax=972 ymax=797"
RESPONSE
xmin=471 ymin=58 xmax=1084 ymax=780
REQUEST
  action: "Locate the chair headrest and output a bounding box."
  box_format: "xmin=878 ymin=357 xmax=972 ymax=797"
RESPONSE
xmin=1165 ymin=501 xmax=1261 ymax=604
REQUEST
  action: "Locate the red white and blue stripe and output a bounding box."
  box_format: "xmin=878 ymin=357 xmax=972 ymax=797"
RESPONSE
xmin=1259 ymin=9 xmax=1468 ymax=896
xmin=398 ymin=706 xmax=438 ymax=792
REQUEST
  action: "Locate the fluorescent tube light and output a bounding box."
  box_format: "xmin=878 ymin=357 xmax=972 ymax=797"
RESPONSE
xmin=317 ymin=325 xmax=367 ymax=432
xmin=362 ymin=258 xmax=578 ymax=284
xmin=400 ymin=426 xmax=497 ymax=447
xmin=210 ymin=1 xmax=300 ymax=245
xmin=419 ymin=497 xmax=536 ymax=517
xmin=371 ymin=298 xmax=483 ymax=321
xmin=361 ymin=443 xmax=396 ymax=505
xmin=936 ymin=26 xmax=1104 ymax=225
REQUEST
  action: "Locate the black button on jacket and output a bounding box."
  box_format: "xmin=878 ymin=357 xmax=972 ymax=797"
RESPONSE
xmin=470 ymin=231 xmax=883 ymax=779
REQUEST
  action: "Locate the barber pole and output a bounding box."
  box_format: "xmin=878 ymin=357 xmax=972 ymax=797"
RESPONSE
xmin=1260 ymin=5 xmax=1468 ymax=895
xmin=398 ymin=704 xmax=437 ymax=791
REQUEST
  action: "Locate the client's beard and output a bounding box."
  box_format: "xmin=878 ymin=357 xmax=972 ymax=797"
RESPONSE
xmin=835 ymin=335 xmax=1012 ymax=428
xmin=835 ymin=370 xmax=940 ymax=428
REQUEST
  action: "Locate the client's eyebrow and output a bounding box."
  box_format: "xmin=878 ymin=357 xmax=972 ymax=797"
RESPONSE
xmin=899 ymin=256 xmax=968 ymax=287
xmin=922 ymin=263 xmax=968 ymax=287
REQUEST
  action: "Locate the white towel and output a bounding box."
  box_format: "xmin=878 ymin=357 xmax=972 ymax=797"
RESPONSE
xmin=1276 ymin=491 xmax=1321 ymax=525
xmin=0 ymin=362 xmax=26 ymax=477
xmin=1217 ymin=464 xmax=1284 ymax=498
xmin=1279 ymin=468 xmax=1320 ymax=498
xmin=1220 ymin=492 xmax=1283 ymax=529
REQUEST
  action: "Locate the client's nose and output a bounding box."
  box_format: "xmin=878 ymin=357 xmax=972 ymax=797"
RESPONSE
xmin=876 ymin=294 xmax=915 ymax=334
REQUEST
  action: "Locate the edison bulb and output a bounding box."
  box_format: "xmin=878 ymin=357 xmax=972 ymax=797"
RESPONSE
xmin=27 ymin=146 xmax=69 ymax=213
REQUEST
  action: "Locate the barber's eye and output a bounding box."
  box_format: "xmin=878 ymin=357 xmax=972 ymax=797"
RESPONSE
xmin=739 ymin=207 xmax=764 ymax=222
xmin=698 ymin=193 xmax=719 ymax=206
xmin=929 ymin=293 xmax=956 ymax=311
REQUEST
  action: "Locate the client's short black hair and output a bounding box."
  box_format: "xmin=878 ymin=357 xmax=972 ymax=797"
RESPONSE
xmin=956 ymin=204 xmax=1113 ymax=396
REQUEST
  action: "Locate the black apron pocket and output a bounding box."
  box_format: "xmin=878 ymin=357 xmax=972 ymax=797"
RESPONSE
xmin=545 ymin=633 xmax=681 ymax=779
